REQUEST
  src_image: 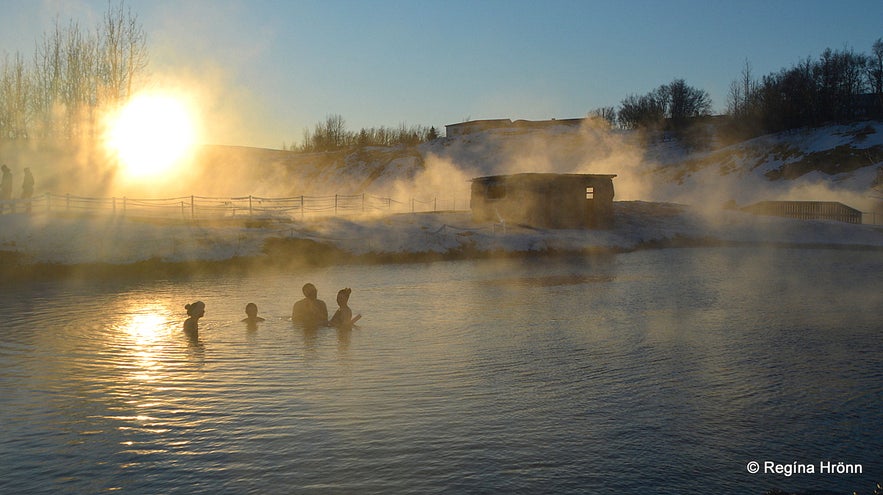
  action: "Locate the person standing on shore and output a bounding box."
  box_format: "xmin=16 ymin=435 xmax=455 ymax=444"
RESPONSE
xmin=21 ymin=167 xmax=34 ymax=213
xmin=0 ymin=164 xmax=12 ymax=213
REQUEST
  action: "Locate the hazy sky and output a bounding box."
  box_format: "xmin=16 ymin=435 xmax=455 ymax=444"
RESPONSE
xmin=1 ymin=0 xmax=882 ymax=148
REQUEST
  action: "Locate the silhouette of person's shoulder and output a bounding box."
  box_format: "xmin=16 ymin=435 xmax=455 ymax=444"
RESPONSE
xmin=183 ymin=318 xmax=198 ymax=339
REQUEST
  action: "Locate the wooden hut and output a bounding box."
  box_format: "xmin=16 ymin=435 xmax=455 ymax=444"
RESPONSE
xmin=470 ymin=173 xmax=616 ymax=229
xmin=740 ymin=200 xmax=862 ymax=224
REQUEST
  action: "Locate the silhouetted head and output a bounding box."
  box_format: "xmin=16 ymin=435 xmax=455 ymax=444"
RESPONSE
xmin=302 ymin=283 xmax=318 ymax=300
xmin=245 ymin=302 xmax=258 ymax=317
xmin=1 ymin=164 xmax=8 ymax=173
xmin=336 ymin=288 xmax=351 ymax=306
xmin=185 ymin=301 xmax=206 ymax=318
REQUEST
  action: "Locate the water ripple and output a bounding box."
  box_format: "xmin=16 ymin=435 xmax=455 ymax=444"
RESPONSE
xmin=1 ymin=248 xmax=881 ymax=494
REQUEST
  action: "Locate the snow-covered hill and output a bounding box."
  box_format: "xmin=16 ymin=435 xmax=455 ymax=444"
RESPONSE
xmin=1 ymin=120 xmax=882 ymax=275
xmin=191 ymin=120 xmax=883 ymax=214
xmin=644 ymin=122 xmax=883 ymax=211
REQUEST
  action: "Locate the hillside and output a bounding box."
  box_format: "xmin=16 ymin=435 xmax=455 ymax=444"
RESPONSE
xmin=2 ymin=120 xmax=883 ymax=276
xmin=4 ymin=119 xmax=878 ymax=212
xmin=191 ymin=120 xmax=883 ymax=214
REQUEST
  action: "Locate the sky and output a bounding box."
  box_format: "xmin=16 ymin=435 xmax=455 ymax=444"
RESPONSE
xmin=1 ymin=0 xmax=882 ymax=149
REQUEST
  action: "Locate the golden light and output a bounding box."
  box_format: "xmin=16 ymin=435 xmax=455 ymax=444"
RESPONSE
xmin=124 ymin=311 xmax=168 ymax=343
xmin=106 ymin=92 xmax=198 ymax=180
xmin=115 ymin=304 xmax=173 ymax=382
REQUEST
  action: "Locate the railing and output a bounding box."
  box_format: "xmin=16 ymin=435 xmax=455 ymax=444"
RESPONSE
xmin=0 ymin=192 xmax=463 ymax=220
xmin=740 ymin=200 xmax=882 ymax=225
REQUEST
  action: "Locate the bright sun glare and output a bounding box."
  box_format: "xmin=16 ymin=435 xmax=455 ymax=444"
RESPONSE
xmin=107 ymin=92 xmax=197 ymax=180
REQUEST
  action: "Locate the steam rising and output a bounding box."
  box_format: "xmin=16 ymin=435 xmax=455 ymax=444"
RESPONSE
xmin=3 ymin=107 xmax=880 ymax=226
xmin=3 ymin=4 xmax=881 ymax=297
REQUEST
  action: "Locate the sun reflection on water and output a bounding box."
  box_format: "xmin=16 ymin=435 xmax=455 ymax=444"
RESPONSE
xmin=115 ymin=303 xmax=174 ymax=383
xmin=99 ymin=301 xmax=198 ymax=460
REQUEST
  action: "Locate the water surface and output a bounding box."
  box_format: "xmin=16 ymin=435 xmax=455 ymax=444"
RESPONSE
xmin=1 ymin=247 xmax=881 ymax=494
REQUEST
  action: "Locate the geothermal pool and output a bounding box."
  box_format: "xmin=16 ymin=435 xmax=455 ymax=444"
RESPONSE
xmin=1 ymin=248 xmax=881 ymax=494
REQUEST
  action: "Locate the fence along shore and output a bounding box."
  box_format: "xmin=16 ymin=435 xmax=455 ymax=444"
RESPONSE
xmin=0 ymin=193 xmax=458 ymax=220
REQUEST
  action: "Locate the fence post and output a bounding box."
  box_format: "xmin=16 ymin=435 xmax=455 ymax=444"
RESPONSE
xmin=191 ymin=195 xmax=195 ymax=220
xmin=434 ymin=197 xmax=437 ymax=211
xmin=362 ymin=193 xmax=365 ymax=212
xmin=249 ymin=195 xmax=253 ymax=217
xmin=411 ymin=198 xmax=414 ymax=213
xmin=301 ymin=195 xmax=305 ymax=221
xmin=335 ymin=194 xmax=338 ymax=216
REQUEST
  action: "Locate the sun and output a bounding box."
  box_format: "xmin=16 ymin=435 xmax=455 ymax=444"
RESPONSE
xmin=106 ymin=92 xmax=198 ymax=180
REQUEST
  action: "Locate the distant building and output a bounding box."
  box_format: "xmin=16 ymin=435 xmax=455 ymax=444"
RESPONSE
xmin=445 ymin=118 xmax=586 ymax=137
xmin=470 ymin=173 xmax=617 ymax=229
xmin=741 ymin=200 xmax=862 ymax=224
xmin=445 ymin=119 xmax=514 ymax=137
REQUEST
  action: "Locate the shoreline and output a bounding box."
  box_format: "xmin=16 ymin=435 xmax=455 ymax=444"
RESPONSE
xmin=3 ymin=202 xmax=882 ymax=284
xmin=4 ymin=235 xmax=882 ymax=285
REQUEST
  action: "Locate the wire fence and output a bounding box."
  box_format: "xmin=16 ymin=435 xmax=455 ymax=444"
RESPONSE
xmin=0 ymin=193 xmax=462 ymax=221
xmin=2 ymin=193 xmax=879 ymax=224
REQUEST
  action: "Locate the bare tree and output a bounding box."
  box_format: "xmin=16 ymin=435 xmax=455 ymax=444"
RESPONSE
xmin=587 ymin=106 xmax=617 ymax=127
xmin=299 ymin=114 xmax=348 ymax=151
xmin=617 ymin=79 xmax=710 ymax=130
xmin=5 ymin=2 xmax=149 ymax=143
xmin=98 ymin=1 xmax=148 ymax=105
xmin=814 ymin=47 xmax=868 ymax=121
xmin=663 ymin=79 xmax=712 ymax=126
xmin=869 ymin=38 xmax=883 ymax=118
xmin=0 ymin=53 xmax=32 ymax=139
xmin=32 ymin=20 xmax=66 ymax=139
xmin=62 ymin=21 xmax=98 ymax=139
xmin=727 ymin=59 xmax=759 ymax=118
xmin=617 ymin=93 xmax=665 ymax=130
xmin=868 ymin=38 xmax=883 ymax=95
xmin=726 ymin=79 xmax=742 ymax=117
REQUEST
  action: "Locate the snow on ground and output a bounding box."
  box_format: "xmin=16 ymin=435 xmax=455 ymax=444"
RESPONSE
xmin=643 ymin=122 xmax=883 ymax=210
xmin=1 ymin=201 xmax=881 ymax=268
xmin=2 ymin=121 xmax=882 ymax=269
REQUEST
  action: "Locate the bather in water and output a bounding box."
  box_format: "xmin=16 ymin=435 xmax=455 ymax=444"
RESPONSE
xmin=183 ymin=301 xmax=205 ymax=340
xmin=330 ymin=288 xmax=361 ymax=330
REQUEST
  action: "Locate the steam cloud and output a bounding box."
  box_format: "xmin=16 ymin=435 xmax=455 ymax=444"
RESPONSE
xmin=3 ymin=82 xmax=880 ymax=222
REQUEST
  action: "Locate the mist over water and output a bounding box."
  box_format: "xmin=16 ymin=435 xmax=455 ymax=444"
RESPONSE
xmin=4 ymin=114 xmax=880 ymax=229
xmin=1 ymin=247 xmax=881 ymax=494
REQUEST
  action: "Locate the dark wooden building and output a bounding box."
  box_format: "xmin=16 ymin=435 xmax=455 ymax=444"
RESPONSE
xmin=470 ymin=173 xmax=616 ymax=229
xmin=741 ymin=200 xmax=862 ymax=224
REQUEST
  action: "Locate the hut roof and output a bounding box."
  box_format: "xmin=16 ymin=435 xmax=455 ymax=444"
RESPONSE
xmin=471 ymin=172 xmax=617 ymax=182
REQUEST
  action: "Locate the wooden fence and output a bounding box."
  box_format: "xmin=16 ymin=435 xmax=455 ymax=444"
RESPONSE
xmin=0 ymin=193 xmax=453 ymax=220
xmin=740 ymin=200 xmax=866 ymax=224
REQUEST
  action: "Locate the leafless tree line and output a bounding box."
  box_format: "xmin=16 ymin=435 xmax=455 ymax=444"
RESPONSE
xmin=0 ymin=2 xmax=148 ymax=143
xmin=726 ymin=40 xmax=883 ymax=136
xmin=588 ymin=38 xmax=883 ymax=141
xmin=613 ymin=78 xmax=713 ymax=131
xmin=290 ymin=114 xmax=440 ymax=152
